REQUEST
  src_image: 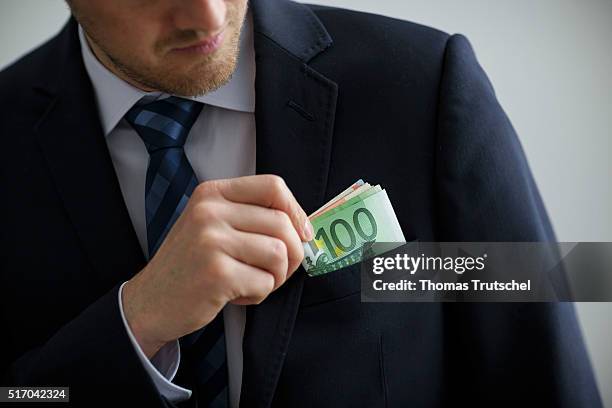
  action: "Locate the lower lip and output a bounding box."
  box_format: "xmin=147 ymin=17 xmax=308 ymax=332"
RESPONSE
xmin=171 ymin=31 xmax=225 ymax=55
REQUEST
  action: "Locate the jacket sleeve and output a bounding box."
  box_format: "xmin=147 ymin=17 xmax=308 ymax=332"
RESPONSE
xmin=1 ymin=283 xmax=177 ymax=407
xmin=435 ymin=34 xmax=602 ymax=407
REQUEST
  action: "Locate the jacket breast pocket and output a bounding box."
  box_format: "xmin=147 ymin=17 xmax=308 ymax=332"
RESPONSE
xmin=299 ymin=263 xmax=361 ymax=307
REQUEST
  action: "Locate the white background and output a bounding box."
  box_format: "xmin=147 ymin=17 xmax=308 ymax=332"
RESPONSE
xmin=0 ymin=0 xmax=610 ymax=405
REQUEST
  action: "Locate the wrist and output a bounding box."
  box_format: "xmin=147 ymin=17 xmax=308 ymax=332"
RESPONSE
xmin=122 ymin=278 xmax=167 ymax=358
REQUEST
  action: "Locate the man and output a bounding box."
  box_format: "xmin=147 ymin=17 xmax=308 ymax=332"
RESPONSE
xmin=0 ymin=0 xmax=601 ymax=407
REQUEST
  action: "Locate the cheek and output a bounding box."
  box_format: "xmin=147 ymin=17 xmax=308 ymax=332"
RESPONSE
xmin=99 ymin=6 xmax=167 ymax=61
xmin=113 ymin=23 xmax=164 ymax=64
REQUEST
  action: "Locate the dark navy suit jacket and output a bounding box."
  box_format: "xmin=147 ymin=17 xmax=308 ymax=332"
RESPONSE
xmin=0 ymin=0 xmax=602 ymax=406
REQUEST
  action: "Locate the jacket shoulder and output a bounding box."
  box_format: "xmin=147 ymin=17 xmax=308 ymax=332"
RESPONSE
xmin=0 ymin=20 xmax=73 ymax=129
xmin=304 ymin=5 xmax=451 ymax=90
xmin=308 ymin=4 xmax=449 ymax=40
xmin=0 ymin=20 xmax=70 ymax=102
xmin=307 ymin=5 xmax=450 ymax=62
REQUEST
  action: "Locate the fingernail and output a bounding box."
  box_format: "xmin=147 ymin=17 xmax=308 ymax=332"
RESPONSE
xmin=304 ymin=219 xmax=314 ymax=241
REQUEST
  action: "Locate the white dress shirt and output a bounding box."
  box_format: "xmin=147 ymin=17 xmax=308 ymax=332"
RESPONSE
xmin=78 ymin=11 xmax=256 ymax=407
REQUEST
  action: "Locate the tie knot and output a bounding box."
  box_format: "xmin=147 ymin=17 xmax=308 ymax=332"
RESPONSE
xmin=125 ymin=96 xmax=203 ymax=152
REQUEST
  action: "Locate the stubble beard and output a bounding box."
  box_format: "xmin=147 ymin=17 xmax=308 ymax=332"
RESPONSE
xmin=81 ymin=5 xmax=245 ymax=97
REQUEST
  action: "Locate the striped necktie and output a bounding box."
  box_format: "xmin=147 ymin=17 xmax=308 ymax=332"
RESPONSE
xmin=125 ymin=96 xmax=229 ymax=407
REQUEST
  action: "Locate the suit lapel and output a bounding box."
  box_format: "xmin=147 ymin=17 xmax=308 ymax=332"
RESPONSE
xmin=241 ymin=1 xmax=338 ymax=407
xmin=33 ymin=20 xmax=146 ymax=289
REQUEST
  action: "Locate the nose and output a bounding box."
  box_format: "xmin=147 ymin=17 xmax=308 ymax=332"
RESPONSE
xmin=174 ymin=0 xmax=227 ymax=35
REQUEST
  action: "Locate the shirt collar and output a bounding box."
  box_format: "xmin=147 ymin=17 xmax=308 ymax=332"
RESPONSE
xmin=79 ymin=10 xmax=256 ymax=136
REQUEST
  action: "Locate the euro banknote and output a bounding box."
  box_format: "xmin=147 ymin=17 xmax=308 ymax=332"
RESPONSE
xmin=302 ymin=180 xmax=406 ymax=276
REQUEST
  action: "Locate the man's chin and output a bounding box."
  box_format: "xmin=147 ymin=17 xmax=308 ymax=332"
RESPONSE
xmin=148 ymin=70 xmax=234 ymax=97
xmin=119 ymin=44 xmax=238 ymax=96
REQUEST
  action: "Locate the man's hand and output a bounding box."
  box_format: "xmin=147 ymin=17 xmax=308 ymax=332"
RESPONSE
xmin=121 ymin=175 xmax=313 ymax=358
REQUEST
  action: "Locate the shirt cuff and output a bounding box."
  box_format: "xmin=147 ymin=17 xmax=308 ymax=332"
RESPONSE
xmin=118 ymin=281 xmax=192 ymax=403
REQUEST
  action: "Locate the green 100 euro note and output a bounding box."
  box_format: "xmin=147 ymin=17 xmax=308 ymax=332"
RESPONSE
xmin=302 ymin=180 xmax=406 ymax=276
